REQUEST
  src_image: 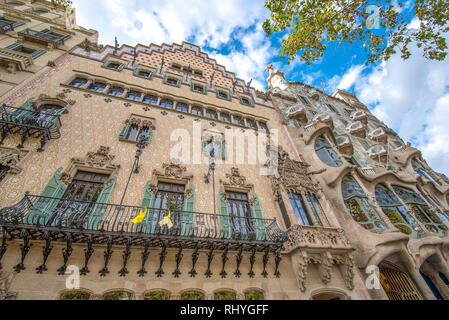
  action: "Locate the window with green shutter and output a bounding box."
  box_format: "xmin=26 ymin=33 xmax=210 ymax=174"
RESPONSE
xmin=86 ymin=175 xmax=118 ymax=230
xmin=135 ymin=181 xmax=156 ymax=234
xmin=250 ymin=194 xmax=268 ymax=241
xmin=181 ymin=186 xmax=195 ymax=236
xmin=24 ymin=167 xmax=67 ymax=225
xmin=219 ymin=191 xmax=232 ymax=239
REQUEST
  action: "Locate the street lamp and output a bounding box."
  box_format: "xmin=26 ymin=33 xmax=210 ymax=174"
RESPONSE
xmin=204 ymin=141 xmax=216 ymax=215
xmin=118 ymin=133 xmax=149 ymax=210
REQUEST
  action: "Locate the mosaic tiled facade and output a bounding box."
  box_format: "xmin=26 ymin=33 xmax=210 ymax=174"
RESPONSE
xmin=0 ymin=1 xmax=448 ymax=300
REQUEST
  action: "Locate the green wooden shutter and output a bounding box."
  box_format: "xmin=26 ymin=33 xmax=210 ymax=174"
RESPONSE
xmin=190 ymin=81 xmax=195 ymax=92
xmin=6 ymin=43 xmax=22 ymax=51
xmin=250 ymin=194 xmax=268 ymax=241
xmin=144 ymin=128 xmax=153 ymax=144
xmin=163 ymin=73 xmax=168 ymax=83
xmin=202 ymin=139 xmax=208 ymax=155
xmin=181 ymin=186 xmax=195 ymax=236
xmin=118 ymin=123 xmax=131 ymax=140
xmin=118 ymin=63 xmax=126 ymax=71
xmin=203 ymin=85 xmax=208 ymax=94
xmin=219 ymin=191 xmax=231 ymax=239
xmin=135 ymin=181 xmax=156 ymax=234
xmin=87 ymin=174 xmax=117 ymax=230
xmin=249 ymin=98 xmax=254 ymax=106
xmin=10 ymin=98 xmax=34 ymax=123
xmin=133 ymin=67 xmax=139 ymax=75
xmin=148 ymin=71 xmax=154 ymax=79
xmin=102 ymin=58 xmax=110 ymax=67
xmin=176 ymin=78 xmax=182 ymax=87
xmin=221 ymin=141 xmax=227 ymax=159
xmin=215 ymin=88 xmax=220 ymax=98
xmin=43 ymin=105 xmax=68 ymax=128
xmin=24 ymin=167 xmax=67 ymax=226
xmin=227 ymin=90 xmax=231 ymax=100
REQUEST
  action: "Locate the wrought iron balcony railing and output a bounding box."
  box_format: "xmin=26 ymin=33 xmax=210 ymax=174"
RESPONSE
xmin=0 ymin=194 xmax=288 ymax=250
xmin=0 ymin=103 xmax=64 ymax=151
xmin=0 ymin=195 xmax=287 ymax=278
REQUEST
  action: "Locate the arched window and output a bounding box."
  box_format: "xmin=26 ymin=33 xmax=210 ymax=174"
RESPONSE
xmin=59 ymin=290 xmax=91 ymax=300
xmin=175 ymin=102 xmax=188 ymax=112
xmin=341 ymin=175 xmax=386 ymax=233
xmin=191 ymin=106 xmax=203 ymax=116
xmin=88 ymin=82 xmax=106 ymax=92
xmin=143 ymin=94 xmax=158 ymax=105
xmin=108 ymin=86 xmax=124 ymax=96
xmin=314 ymin=136 xmax=342 ymax=167
xmin=70 ymin=77 xmax=87 ymax=87
xmin=159 ymin=99 xmax=173 ymax=109
xmin=214 ymin=290 xmax=236 ymax=300
xmin=180 ymin=290 xmax=205 ymax=300
xmin=35 ymin=104 xmax=64 ymax=126
xmin=103 ymin=291 xmax=133 ymax=300
xmin=392 ymin=186 xmax=447 ymax=236
xmin=375 ymin=184 xmax=422 ymax=237
xmin=412 ymin=158 xmax=441 ymax=185
xmin=143 ymin=290 xmax=170 ymax=300
xmin=244 ymin=289 xmax=264 ymax=300
xmin=416 ymin=186 xmax=449 ymax=224
xmin=205 ymin=109 xmax=217 ymax=120
xmin=220 ymin=112 xmax=231 ymax=123
xmin=126 ymin=125 xmax=139 ymax=141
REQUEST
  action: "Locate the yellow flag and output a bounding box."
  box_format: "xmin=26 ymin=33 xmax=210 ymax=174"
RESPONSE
xmin=132 ymin=207 xmax=147 ymax=224
xmin=158 ymin=209 xmax=173 ymax=229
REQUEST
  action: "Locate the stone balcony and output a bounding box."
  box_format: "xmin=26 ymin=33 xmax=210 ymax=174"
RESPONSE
xmin=350 ymin=110 xmax=367 ymax=124
xmin=346 ymin=121 xmax=366 ymax=138
xmin=336 ymin=135 xmax=353 ymax=157
xmin=286 ymin=104 xmax=308 ymax=124
xmin=313 ymin=113 xmax=334 ymax=130
xmin=0 ymin=48 xmax=33 ymax=73
xmin=368 ymin=127 xmax=387 ymax=144
xmin=368 ymin=145 xmax=388 ymax=162
xmin=285 ymin=224 xmax=355 ymax=292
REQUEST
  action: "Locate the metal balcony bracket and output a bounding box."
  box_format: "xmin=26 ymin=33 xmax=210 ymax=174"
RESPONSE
xmin=234 ymin=245 xmax=244 ymax=278
xmin=57 ymin=234 xmax=73 ymax=275
xmin=172 ymin=245 xmax=183 ymax=278
xmin=261 ymin=247 xmax=270 ymax=278
xmin=13 ymin=229 xmax=31 ymax=273
xmin=248 ymin=247 xmax=256 ymax=278
xmin=137 ymin=240 xmax=150 ymax=277
xmin=204 ymin=243 xmax=215 ymax=278
xmin=37 ymin=135 xmax=47 ymax=153
xmin=36 ymin=232 xmax=53 ymax=274
xmin=80 ymin=236 xmax=94 ymax=276
xmin=155 ymin=241 xmax=167 ymax=278
xmin=219 ymin=244 xmax=229 ymax=278
xmin=188 ymin=244 xmax=199 ymax=278
xmin=0 ymin=228 xmax=8 ymax=270
xmin=118 ymin=238 xmax=131 ymax=277
xmin=274 ymin=251 xmax=282 ymax=278
xmin=99 ymin=237 xmax=113 ymax=277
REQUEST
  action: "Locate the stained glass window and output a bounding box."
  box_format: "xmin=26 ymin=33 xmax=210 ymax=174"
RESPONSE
xmin=375 ymin=184 xmax=422 ymax=237
xmin=392 ymin=185 xmax=447 ymax=236
xmin=314 ymin=136 xmax=343 ymax=167
xmin=342 ymin=175 xmax=386 ymax=233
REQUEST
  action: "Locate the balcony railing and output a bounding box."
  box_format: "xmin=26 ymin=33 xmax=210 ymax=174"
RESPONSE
xmin=0 ymin=195 xmax=287 ymax=277
xmin=0 ymin=104 xmax=63 ymax=151
xmin=0 ymin=194 xmax=288 ymax=249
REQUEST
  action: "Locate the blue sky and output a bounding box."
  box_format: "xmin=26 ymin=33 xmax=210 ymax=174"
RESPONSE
xmin=74 ymin=0 xmax=449 ymax=176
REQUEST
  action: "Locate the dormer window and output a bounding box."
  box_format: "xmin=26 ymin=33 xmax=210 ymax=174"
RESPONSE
xmin=127 ymin=90 xmax=141 ymax=101
xmin=220 ymin=113 xmax=231 ymax=123
xmin=176 ymin=102 xmax=188 ymax=113
xmin=143 ymin=94 xmax=158 ymax=105
xmin=88 ymin=82 xmax=106 ymax=92
xmin=191 ymin=106 xmax=203 ymax=116
xmin=108 ymin=86 xmax=124 ymax=97
xmin=70 ymin=78 xmax=87 ymax=88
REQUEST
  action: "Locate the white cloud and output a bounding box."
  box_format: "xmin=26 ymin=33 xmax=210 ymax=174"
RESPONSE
xmin=74 ymin=0 xmax=272 ymax=88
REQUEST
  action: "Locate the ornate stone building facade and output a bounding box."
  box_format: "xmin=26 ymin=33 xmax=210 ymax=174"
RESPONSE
xmin=0 ymin=1 xmax=448 ymax=300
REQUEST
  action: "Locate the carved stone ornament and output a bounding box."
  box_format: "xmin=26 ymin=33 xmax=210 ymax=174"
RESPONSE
xmin=0 ymin=271 xmax=17 ymax=300
xmin=220 ymin=167 xmax=255 ymax=204
xmin=150 ymin=160 xmax=194 ymax=197
xmin=0 ymin=147 xmax=28 ymax=176
xmin=269 ymin=146 xmax=322 ymax=197
xmin=78 ymin=38 xmax=104 ymax=53
xmin=61 ymin=146 xmax=120 ymax=185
